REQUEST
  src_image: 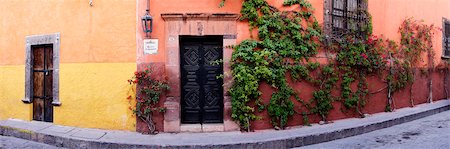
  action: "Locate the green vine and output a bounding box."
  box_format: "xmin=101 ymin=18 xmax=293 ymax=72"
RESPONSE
xmin=127 ymin=67 xmax=169 ymax=134
xmin=223 ymin=0 xmax=438 ymax=131
xmin=384 ymin=18 xmax=437 ymax=111
xmin=332 ymin=34 xmax=386 ymax=116
xmin=308 ymin=65 xmax=339 ymax=122
xmin=230 ymin=0 xmax=321 ymax=130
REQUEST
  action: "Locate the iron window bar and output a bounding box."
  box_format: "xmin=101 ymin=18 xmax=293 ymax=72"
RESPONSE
xmin=331 ymin=0 xmax=368 ymax=41
xmin=445 ymin=22 xmax=450 ymax=57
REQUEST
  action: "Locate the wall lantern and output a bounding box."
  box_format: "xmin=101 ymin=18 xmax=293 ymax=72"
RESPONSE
xmin=141 ymin=0 xmax=153 ymax=38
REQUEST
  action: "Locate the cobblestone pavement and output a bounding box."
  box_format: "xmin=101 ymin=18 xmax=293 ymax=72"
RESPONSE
xmin=298 ymin=110 xmax=450 ymax=149
xmin=0 ymin=135 xmax=62 ymax=149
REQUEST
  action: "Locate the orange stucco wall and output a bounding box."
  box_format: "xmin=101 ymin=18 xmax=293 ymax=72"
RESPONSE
xmin=0 ymin=0 xmax=136 ymax=64
xmin=1 ymin=0 xmax=449 ymax=132
xmin=138 ymin=0 xmax=323 ymax=64
xmin=370 ymin=0 xmax=450 ymax=65
xmin=143 ymin=0 xmax=450 ymax=65
xmin=141 ymin=0 xmax=450 ymax=131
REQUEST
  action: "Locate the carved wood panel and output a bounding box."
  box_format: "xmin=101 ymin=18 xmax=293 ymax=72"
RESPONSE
xmin=180 ymin=36 xmax=223 ymax=124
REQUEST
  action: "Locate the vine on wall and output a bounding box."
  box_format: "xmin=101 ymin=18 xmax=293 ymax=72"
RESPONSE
xmin=384 ymin=19 xmax=437 ymax=111
xmin=221 ymin=0 xmax=439 ymax=131
xmin=331 ymin=34 xmax=386 ymax=116
xmin=127 ymin=67 xmax=169 ymax=134
xmin=229 ymin=0 xmax=321 ymax=130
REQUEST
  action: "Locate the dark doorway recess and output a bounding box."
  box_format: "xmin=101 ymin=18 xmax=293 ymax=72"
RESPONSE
xmin=32 ymin=44 xmax=53 ymax=122
xmin=180 ymin=36 xmax=224 ymax=124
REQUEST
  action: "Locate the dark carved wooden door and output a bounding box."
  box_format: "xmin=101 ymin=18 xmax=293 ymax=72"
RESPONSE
xmin=32 ymin=45 xmax=53 ymax=122
xmin=180 ymin=36 xmax=223 ymax=124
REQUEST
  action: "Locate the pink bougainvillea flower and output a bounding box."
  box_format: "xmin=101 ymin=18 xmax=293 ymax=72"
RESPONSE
xmin=360 ymin=53 xmax=368 ymax=59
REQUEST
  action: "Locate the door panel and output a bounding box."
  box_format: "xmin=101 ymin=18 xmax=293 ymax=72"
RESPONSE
xmin=32 ymin=45 xmax=53 ymax=122
xmin=201 ymin=43 xmax=223 ymax=123
xmin=180 ymin=36 xmax=223 ymax=124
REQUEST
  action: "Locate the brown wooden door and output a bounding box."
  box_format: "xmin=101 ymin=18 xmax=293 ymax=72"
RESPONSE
xmin=32 ymin=45 xmax=53 ymax=122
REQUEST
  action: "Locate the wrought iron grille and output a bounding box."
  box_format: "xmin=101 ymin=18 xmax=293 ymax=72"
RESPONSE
xmin=331 ymin=0 xmax=368 ymax=40
xmin=444 ymin=22 xmax=450 ymax=57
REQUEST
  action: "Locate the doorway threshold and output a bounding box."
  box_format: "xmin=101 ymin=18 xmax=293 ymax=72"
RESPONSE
xmin=180 ymin=124 xmax=224 ymax=133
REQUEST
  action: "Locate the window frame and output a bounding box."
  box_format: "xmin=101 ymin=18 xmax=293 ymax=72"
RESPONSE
xmin=324 ymin=0 xmax=368 ymax=42
xmin=442 ymin=18 xmax=450 ymax=59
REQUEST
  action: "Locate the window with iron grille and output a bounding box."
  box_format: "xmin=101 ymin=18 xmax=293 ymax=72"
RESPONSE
xmin=325 ymin=0 xmax=368 ymax=41
xmin=442 ymin=18 xmax=450 ymax=59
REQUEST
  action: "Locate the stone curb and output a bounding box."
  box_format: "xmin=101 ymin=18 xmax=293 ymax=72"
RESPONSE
xmin=1 ymin=101 xmax=449 ymax=149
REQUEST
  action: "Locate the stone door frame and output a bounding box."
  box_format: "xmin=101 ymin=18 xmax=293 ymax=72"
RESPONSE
xmin=161 ymin=13 xmax=239 ymax=132
xmin=23 ymin=33 xmax=61 ymax=106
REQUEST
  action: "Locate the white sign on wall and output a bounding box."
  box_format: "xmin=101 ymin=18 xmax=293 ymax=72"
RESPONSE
xmin=143 ymin=39 xmax=158 ymax=54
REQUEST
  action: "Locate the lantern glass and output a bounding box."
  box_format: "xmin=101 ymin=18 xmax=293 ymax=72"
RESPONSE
xmin=141 ymin=13 xmax=153 ymax=34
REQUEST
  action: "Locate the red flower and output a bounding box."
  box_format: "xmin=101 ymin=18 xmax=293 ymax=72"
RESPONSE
xmin=127 ymin=95 xmax=132 ymax=99
xmin=360 ymin=53 xmax=368 ymax=59
xmin=134 ymin=71 xmax=138 ymax=75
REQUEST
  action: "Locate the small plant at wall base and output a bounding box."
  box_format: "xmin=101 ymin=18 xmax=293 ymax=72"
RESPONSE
xmin=127 ymin=68 xmax=169 ymax=135
xmin=382 ymin=18 xmax=438 ymax=111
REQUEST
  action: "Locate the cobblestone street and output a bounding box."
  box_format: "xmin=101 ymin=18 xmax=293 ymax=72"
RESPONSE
xmin=0 ymin=135 xmax=61 ymax=149
xmin=299 ymin=110 xmax=450 ymax=149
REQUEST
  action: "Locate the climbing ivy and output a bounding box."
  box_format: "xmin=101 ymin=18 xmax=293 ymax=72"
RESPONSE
xmin=229 ymin=0 xmax=321 ymax=130
xmin=384 ymin=18 xmax=437 ymax=111
xmin=222 ymin=0 xmax=438 ymax=131
xmin=331 ymin=34 xmax=386 ymax=116
xmin=308 ymin=64 xmax=339 ymax=122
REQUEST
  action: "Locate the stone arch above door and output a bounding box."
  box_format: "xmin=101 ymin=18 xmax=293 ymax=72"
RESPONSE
xmin=161 ymin=13 xmax=239 ymax=132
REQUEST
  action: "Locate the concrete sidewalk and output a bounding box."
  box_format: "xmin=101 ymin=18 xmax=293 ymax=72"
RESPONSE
xmin=1 ymin=100 xmax=449 ymax=149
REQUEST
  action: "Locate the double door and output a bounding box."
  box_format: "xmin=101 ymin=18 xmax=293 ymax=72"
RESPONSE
xmin=180 ymin=36 xmax=223 ymax=124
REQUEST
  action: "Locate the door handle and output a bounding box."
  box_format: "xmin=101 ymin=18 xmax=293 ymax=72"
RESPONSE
xmin=45 ymin=71 xmax=49 ymax=76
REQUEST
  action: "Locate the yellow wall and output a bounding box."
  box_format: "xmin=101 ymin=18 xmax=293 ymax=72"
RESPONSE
xmin=0 ymin=66 xmax=30 ymax=121
xmin=56 ymin=63 xmax=136 ymax=130
xmin=0 ymin=0 xmax=137 ymax=131
xmin=0 ymin=63 xmax=136 ymax=131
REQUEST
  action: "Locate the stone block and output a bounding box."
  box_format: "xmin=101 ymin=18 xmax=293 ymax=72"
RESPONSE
xmin=202 ymin=124 xmax=224 ymax=132
xmin=164 ymin=101 xmax=180 ymax=121
xmin=164 ymin=120 xmax=180 ymax=133
xmin=180 ymin=124 xmax=202 ymax=132
xmin=70 ymin=129 xmax=106 ymax=140
xmin=224 ymin=120 xmax=239 ymax=131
